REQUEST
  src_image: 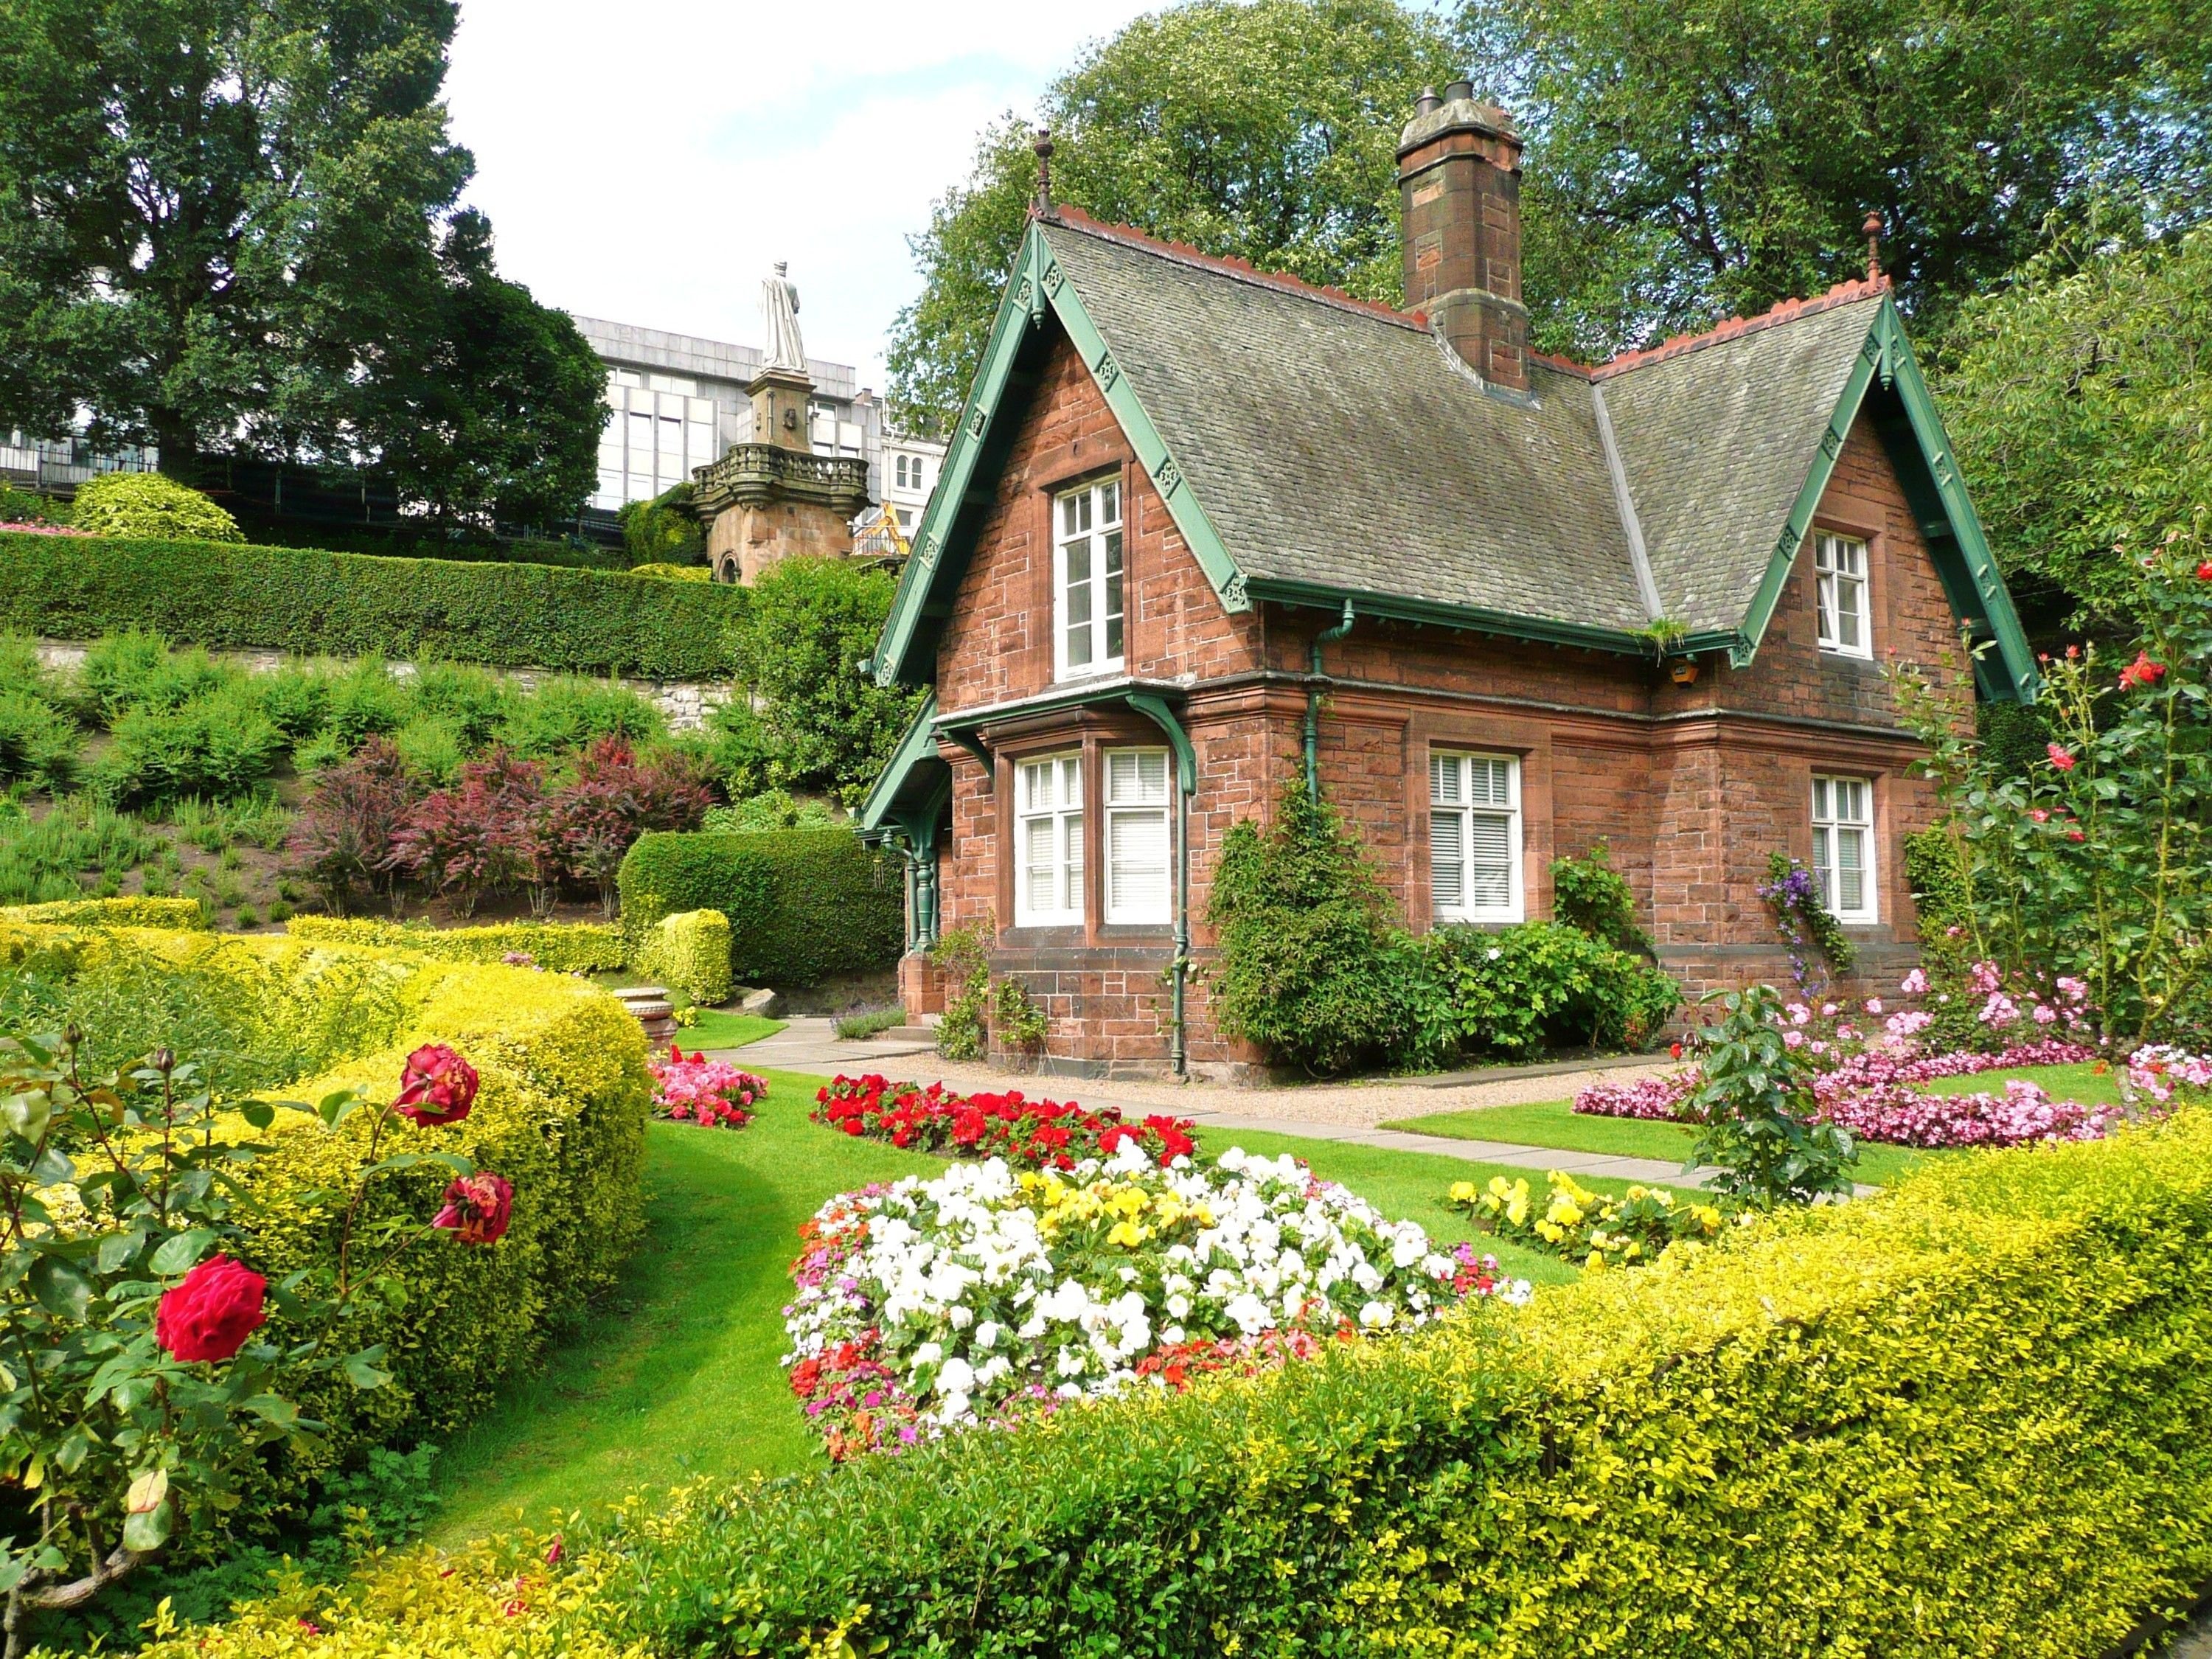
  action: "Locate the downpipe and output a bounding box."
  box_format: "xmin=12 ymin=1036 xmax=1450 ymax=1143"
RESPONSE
xmin=1304 ymin=598 xmax=1356 ymax=801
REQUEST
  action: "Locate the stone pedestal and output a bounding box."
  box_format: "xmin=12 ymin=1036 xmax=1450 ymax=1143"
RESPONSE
xmin=898 ymin=951 xmax=945 ymax=1018
xmin=693 ymin=441 xmax=869 ymax=585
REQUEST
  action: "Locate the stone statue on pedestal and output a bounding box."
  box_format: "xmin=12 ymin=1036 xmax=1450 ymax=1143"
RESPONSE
xmin=761 ymin=262 xmax=806 ymax=372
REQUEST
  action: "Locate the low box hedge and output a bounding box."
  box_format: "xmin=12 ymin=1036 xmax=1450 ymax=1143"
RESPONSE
xmin=137 ymin=1105 xmax=2212 ymax=1657
xmin=0 ymin=919 xmax=651 ymax=1530
xmin=284 ymin=914 xmax=627 ymax=974
xmin=0 ymin=895 xmax=209 ymax=929
xmin=617 ymin=828 xmax=902 ymax=989
xmin=0 ymin=528 xmax=746 ymax=680
xmin=634 ymin=907 xmax=734 ymax=1006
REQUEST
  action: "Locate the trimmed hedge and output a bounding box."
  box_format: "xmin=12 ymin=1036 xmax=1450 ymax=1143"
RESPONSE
xmin=635 ymin=908 xmax=734 ymax=1006
xmin=617 ymin=828 xmax=902 ymax=988
xmin=0 ymin=529 xmax=746 ymax=679
xmin=0 ymin=919 xmax=650 ymax=1527
xmin=132 ymin=1109 xmax=2212 ymax=1657
xmin=0 ymin=895 xmax=209 ymax=929
xmin=284 ymin=914 xmax=627 ymax=974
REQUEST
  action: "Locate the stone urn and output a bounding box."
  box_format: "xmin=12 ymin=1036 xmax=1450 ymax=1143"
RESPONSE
xmin=613 ymin=984 xmax=678 ymax=1046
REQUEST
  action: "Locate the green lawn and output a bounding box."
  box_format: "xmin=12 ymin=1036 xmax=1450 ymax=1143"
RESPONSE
xmin=678 ymin=1008 xmax=785 ymax=1049
xmin=1914 ymin=1060 xmax=2118 ymax=1107
xmin=428 ymin=1072 xmax=1612 ymax=1540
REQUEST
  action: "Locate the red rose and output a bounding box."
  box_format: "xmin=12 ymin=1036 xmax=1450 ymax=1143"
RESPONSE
xmin=2198 ymin=560 xmax=2212 ymax=580
xmin=2045 ymin=743 xmax=2076 ymax=772
xmin=394 ymin=1044 xmax=479 ymax=1126
xmin=433 ymin=1172 xmax=514 ymax=1245
xmin=156 ymin=1254 xmax=268 ymax=1362
xmin=2118 ymin=651 xmax=2167 ymax=689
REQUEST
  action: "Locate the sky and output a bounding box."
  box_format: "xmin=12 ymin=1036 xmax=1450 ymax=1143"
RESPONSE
xmin=444 ymin=0 xmax=1163 ymax=392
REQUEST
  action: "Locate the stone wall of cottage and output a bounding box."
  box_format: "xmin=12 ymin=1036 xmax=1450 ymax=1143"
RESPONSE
xmin=921 ymin=335 xmax=1973 ymax=1077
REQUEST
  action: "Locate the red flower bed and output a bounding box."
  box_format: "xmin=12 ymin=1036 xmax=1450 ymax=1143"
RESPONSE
xmin=811 ymin=1074 xmax=1198 ymax=1169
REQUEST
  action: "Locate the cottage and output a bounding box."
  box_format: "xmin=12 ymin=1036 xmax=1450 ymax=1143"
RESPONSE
xmin=860 ymin=84 xmax=2036 ymax=1080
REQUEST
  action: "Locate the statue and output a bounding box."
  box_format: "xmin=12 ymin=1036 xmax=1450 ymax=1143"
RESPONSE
xmin=760 ymin=261 xmax=806 ymax=373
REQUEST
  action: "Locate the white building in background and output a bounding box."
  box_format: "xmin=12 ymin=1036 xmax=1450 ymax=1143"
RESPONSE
xmin=571 ymin=315 xmax=883 ymax=515
xmin=880 ymin=431 xmax=946 ymax=537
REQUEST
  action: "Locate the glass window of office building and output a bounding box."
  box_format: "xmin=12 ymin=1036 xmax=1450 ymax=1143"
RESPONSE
xmin=594 ymin=371 xmax=721 ymax=509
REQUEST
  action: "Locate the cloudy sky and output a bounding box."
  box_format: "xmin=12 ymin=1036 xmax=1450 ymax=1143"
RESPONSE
xmin=444 ymin=0 xmax=1163 ymax=390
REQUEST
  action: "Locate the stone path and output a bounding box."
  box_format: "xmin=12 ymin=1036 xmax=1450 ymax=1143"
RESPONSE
xmin=719 ymin=1017 xmax=1717 ymax=1187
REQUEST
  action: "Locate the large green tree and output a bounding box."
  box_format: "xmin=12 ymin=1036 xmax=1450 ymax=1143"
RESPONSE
xmin=1934 ymin=220 xmax=2212 ymax=622
xmin=886 ymin=0 xmax=1460 ymax=436
xmin=0 ymin=0 xmax=600 ymax=524
xmin=1460 ymin=0 xmax=2208 ymax=358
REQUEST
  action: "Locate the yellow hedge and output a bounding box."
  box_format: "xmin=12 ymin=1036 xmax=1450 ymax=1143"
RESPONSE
xmin=0 ymin=921 xmax=650 ymax=1528
xmin=115 ymin=1110 xmax=2212 ymax=1658
xmin=284 ymin=914 xmax=626 ymax=974
xmin=1 ymin=895 xmax=209 ymax=928
xmin=633 ymin=908 xmax=732 ymax=1006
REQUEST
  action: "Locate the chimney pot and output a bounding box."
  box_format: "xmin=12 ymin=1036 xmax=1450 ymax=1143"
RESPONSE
xmin=1415 ymin=86 xmax=1441 ymax=116
xmin=1399 ymin=83 xmax=1528 ymax=392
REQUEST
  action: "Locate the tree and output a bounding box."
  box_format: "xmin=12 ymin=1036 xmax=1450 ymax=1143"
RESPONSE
xmin=1458 ymin=0 xmax=2210 ymax=358
xmin=1933 ymin=221 xmax=2212 ymax=621
xmin=356 ymin=212 xmax=604 ymax=529
xmin=723 ymin=557 xmax=923 ymax=806
xmin=886 ymin=0 xmax=1460 ymax=436
xmin=0 ymin=0 xmax=601 ymax=524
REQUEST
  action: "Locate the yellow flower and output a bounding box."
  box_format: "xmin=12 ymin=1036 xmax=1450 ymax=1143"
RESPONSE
xmin=1450 ymin=1181 xmax=1477 ymax=1203
xmin=1107 ymin=1219 xmax=1149 ymax=1248
xmin=1585 ymin=1250 xmax=1606 ymax=1271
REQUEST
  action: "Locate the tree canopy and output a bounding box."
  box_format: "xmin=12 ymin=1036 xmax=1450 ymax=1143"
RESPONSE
xmin=1934 ymin=221 xmax=2212 ymax=624
xmin=0 ymin=0 xmax=602 ymax=526
xmin=1459 ymin=0 xmax=2209 ymax=358
xmin=886 ymin=0 xmax=1460 ymax=436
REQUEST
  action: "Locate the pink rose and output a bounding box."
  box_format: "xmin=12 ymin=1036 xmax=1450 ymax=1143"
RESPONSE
xmin=394 ymin=1044 xmax=480 ymax=1127
xmin=432 ymin=1172 xmax=514 ymax=1245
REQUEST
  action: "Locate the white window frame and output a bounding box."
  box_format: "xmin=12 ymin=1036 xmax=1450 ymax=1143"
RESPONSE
xmin=1015 ymin=752 xmax=1085 ymax=928
xmin=1814 ymin=531 xmax=1872 ymax=658
xmin=1052 ymin=477 xmax=1124 ymax=681
xmin=1428 ymin=751 xmax=1523 ymax=924
xmin=1810 ymin=774 xmax=1878 ymax=924
xmin=1103 ymin=748 xmax=1173 ymax=927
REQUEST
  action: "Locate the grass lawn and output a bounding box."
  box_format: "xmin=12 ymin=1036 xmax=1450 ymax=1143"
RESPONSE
xmin=1913 ymin=1060 xmax=2119 ymax=1107
xmin=1382 ymin=1097 xmax=1935 ymax=1189
xmin=428 ymin=1073 xmax=1611 ymax=1540
xmin=678 ymin=1008 xmax=785 ymax=1049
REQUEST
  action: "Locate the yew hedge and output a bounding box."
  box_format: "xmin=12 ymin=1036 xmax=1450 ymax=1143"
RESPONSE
xmin=0 ymin=918 xmax=651 ymax=1531
xmin=0 ymin=528 xmax=745 ymax=679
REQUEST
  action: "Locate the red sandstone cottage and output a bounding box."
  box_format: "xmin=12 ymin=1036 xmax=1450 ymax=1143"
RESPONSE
xmin=860 ymin=85 xmax=2037 ymax=1080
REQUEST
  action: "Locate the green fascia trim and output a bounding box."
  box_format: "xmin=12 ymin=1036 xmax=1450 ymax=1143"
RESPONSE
xmin=858 ymin=691 xmax=947 ymax=835
xmin=1242 ymin=577 xmax=1675 ymax=658
xmin=1125 ymin=693 xmax=1197 ymax=793
xmin=874 ymin=222 xmax=1251 ymax=689
xmin=934 ymin=677 xmax=1192 ymax=737
xmin=1729 ymin=297 xmax=2037 ymax=701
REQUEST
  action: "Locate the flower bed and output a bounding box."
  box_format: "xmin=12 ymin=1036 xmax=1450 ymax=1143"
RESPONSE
xmin=2126 ymin=1044 xmax=2212 ymax=1105
xmin=1575 ymin=1037 xmax=2107 ymax=1150
xmin=1450 ymin=1172 xmax=1728 ymax=1268
xmin=782 ymin=1143 xmax=1528 ymax=1459
xmin=811 ymin=1073 xmax=1198 ymax=1168
xmin=650 ymin=1045 xmax=767 ymax=1129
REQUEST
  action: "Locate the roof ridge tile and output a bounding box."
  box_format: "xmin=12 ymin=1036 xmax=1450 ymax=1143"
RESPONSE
xmin=1042 ymin=206 xmax=1428 ymax=330
xmin=1587 ymin=276 xmax=1891 ymax=381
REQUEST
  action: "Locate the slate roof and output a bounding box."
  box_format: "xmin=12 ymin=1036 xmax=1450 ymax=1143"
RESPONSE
xmin=1040 ymin=210 xmax=1889 ymax=640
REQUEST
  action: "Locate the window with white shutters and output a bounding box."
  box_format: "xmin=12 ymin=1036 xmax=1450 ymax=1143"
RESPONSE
xmin=1810 ymin=774 xmax=1877 ymax=923
xmin=1430 ymin=751 xmax=1522 ymax=922
xmin=1015 ymin=753 xmax=1084 ymax=927
xmin=1104 ymin=748 xmax=1172 ymax=925
xmin=1054 ymin=479 xmax=1124 ymax=679
xmin=1815 ymin=532 xmax=1871 ymax=657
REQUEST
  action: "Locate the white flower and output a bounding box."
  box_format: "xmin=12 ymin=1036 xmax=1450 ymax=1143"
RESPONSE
xmin=975 ymin=1321 xmax=1001 ymax=1350
xmin=947 ymin=1305 xmax=974 ymax=1329
xmin=1165 ymin=1292 xmax=1191 ymax=1319
xmin=1224 ymin=1293 xmax=1272 ymax=1335
xmin=1358 ymin=1301 xmax=1394 ymax=1329
xmin=939 ymin=1390 xmax=972 ymax=1422
xmin=1161 ymin=1324 xmax=1186 ymax=1346
xmin=911 ymin=1340 xmax=943 ymax=1368
xmin=1486 ymin=946 xmax=1503 ymax=961
xmin=938 ymin=1357 xmax=975 ymax=1396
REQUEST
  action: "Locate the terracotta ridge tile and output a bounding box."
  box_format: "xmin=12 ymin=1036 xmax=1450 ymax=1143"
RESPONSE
xmin=1041 ymin=205 xmax=1429 ymax=330
xmin=1585 ymin=277 xmax=1891 ymax=381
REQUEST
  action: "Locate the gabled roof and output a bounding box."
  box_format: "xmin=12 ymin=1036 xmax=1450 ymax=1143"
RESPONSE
xmin=875 ymin=210 xmax=2037 ymax=700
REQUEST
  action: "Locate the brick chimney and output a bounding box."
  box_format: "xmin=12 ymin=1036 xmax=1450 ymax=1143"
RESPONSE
xmin=1398 ymin=80 xmax=1528 ymax=392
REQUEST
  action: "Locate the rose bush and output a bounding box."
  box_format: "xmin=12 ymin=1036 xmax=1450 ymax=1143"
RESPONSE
xmin=782 ymin=1142 xmax=1528 ymax=1459
xmin=812 ymin=1074 xmax=1197 ymax=1168
xmin=650 ymin=1047 xmax=767 ymax=1130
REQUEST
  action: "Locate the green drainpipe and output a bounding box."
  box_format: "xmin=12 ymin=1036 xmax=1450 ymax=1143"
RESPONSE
xmin=1304 ymin=598 xmax=1356 ymax=801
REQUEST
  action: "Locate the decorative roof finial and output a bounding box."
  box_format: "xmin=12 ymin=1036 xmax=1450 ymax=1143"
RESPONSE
xmin=1862 ymin=210 xmax=1885 ymax=284
xmin=1033 ymin=128 xmax=1055 ymax=219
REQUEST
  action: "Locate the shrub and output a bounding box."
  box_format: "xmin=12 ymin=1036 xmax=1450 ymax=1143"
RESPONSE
xmin=543 ymin=737 xmax=714 ymax=917
xmin=248 ymin=664 xmax=331 ymax=740
xmin=0 ymin=530 xmax=748 ymax=679
xmin=285 ymin=738 xmax=425 ymax=915
xmin=70 ymin=471 xmax=243 ymax=543
xmin=1549 ymin=840 xmax=1650 ymax=955
xmin=618 ymin=481 xmax=703 ymax=566
xmin=700 ymin=788 xmax=841 ymax=833
xmin=386 ymin=756 xmax=535 ymax=918
xmin=930 ymin=920 xmax=991 ymax=1060
xmin=0 ymin=919 xmax=651 ymax=1548
xmin=0 ymin=685 xmax=80 ymax=789
xmin=406 ymin=661 xmax=515 ymax=748
xmin=617 ymin=827 xmax=903 ymax=988
xmin=86 ymin=686 xmax=285 ymax=806
xmin=495 ymin=676 xmax=665 ymax=759
xmin=1206 ymin=783 xmax=1411 ymax=1077
xmin=1686 ymin=984 xmax=1858 ymax=1206
xmin=1413 ymin=921 xmax=1680 ymax=1059
xmin=284 ymin=914 xmax=626 ymax=973
xmin=318 ymin=657 xmax=413 ymax=750
xmin=630 ymin=561 xmax=710 ymax=582
xmin=0 ymin=895 xmax=209 ymax=929
xmin=77 ymin=633 xmax=246 ymax=723
xmin=633 ymin=908 xmax=733 ymax=1006
xmin=392 ymin=714 xmax=467 ymax=783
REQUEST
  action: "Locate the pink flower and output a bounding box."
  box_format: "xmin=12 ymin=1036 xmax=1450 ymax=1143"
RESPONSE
xmin=1900 ymin=969 xmax=1929 ymax=995
xmin=2030 ymin=808 xmax=2049 ymax=824
xmin=1787 ymin=1004 xmax=1811 ymax=1026
xmin=2031 ymin=1001 xmax=2059 ymax=1026
xmin=1809 ymin=1040 xmax=1829 ymax=1055
xmin=432 ymin=1172 xmax=514 ymax=1245
xmin=2046 ymin=743 xmax=2076 ymax=772
xmin=2056 ymin=976 xmax=2088 ymax=1005
xmin=1864 ymin=998 xmax=1883 ymax=1015
xmin=1978 ymin=992 xmax=2019 ymax=1028
xmin=1885 ymin=1009 xmax=1933 ymax=1040
xmin=1784 ymin=1029 xmax=1806 ymax=1048
xmin=394 ymin=1044 xmax=480 ymax=1127
xmin=1968 ymin=961 xmax=2003 ymax=996
xmin=1820 ymin=1003 xmax=1839 ymax=1018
